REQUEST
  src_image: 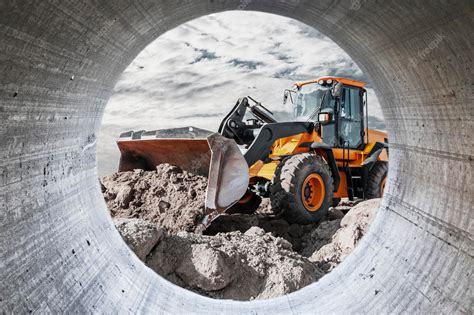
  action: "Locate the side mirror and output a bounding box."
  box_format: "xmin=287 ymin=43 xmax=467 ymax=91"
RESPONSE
xmin=318 ymin=112 xmax=333 ymax=124
xmin=283 ymin=90 xmax=289 ymax=105
xmin=331 ymin=82 xmax=343 ymax=98
xmin=318 ymin=109 xmax=334 ymax=125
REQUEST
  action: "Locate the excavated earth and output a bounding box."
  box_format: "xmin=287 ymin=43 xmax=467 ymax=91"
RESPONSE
xmin=101 ymin=164 xmax=380 ymax=300
xmin=101 ymin=164 xmax=207 ymax=234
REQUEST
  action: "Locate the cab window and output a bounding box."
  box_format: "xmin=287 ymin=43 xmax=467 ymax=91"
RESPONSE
xmin=339 ymin=88 xmax=363 ymax=149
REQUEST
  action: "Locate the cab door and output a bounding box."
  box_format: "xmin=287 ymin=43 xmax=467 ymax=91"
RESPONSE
xmin=339 ymin=87 xmax=365 ymax=149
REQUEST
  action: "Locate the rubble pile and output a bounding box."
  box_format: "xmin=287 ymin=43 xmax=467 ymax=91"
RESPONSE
xmin=101 ymin=165 xmax=380 ymax=300
xmin=146 ymin=227 xmax=323 ymax=300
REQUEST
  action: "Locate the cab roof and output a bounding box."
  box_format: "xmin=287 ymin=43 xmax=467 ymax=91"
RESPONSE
xmin=295 ymin=77 xmax=366 ymax=89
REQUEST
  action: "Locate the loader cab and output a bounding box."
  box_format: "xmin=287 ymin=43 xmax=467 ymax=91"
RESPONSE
xmin=288 ymin=83 xmax=332 ymax=121
xmin=288 ymin=77 xmax=367 ymax=150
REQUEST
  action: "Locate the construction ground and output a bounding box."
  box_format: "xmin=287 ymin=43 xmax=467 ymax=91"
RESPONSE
xmin=101 ymin=164 xmax=380 ymax=300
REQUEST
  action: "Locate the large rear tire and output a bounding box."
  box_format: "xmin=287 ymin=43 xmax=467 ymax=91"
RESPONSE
xmin=270 ymin=154 xmax=333 ymax=224
xmin=366 ymin=161 xmax=388 ymax=199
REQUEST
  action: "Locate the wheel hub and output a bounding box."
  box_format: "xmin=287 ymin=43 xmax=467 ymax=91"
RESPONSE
xmin=301 ymin=173 xmax=325 ymax=212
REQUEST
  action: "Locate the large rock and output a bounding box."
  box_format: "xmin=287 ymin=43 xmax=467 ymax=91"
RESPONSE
xmin=310 ymin=199 xmax=380 ymax=270
xmin=113 ymin=218 xmax=163 ymax=261
xmin=299 ymin=219 xmax=342 ymax=257
xmin=175 ymin=243 xmax=232 ymax=291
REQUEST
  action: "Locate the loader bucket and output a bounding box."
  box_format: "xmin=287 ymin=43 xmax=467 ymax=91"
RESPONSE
xmin=201 ymin=133 xmax=250 ymax=225
xmin=116 ymin=127 xmax=249 ymax=228
xmin=116 ymin=127 xmax=212 ymax=176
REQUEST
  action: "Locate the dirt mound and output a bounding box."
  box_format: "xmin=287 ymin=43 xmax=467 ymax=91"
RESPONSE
xmin=310 ymin=199 xmax=381 ymax=271
xmin=110 ymin=200 xmax=380 ymax=300
xmin=101 ymin=165 xmax=380 ymax=301
xmin=113 ymin=217 xmax=325 ymax=300
xmin=101 ymin=164 xmax=207 ymax=234
xmin=205 ymin=210 xmax=343 ymax=254
xmin=146 ymin=227 xmax=323 ymax=300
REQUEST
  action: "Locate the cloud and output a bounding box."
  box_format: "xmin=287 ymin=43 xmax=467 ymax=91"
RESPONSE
xmin=272 ymin=66 xmax=299 ymax=79
xmin=98 ymin=11 xmax=385 ymax=176
xmin=190 ymin=48 xmax=219 ymax=64
xmin=228 ymin=58 xmax=265 ymax=70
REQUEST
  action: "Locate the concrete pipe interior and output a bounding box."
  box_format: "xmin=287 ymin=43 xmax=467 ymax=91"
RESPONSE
xmin=1 ymin=1 xmax=472 ymax=313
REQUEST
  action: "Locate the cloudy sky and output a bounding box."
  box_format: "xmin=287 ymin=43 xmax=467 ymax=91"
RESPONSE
xmin=98 ymin=11 xmax=385 ymax=176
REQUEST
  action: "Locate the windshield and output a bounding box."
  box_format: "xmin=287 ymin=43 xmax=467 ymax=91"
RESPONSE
xmin=292 ymin=83 xmax=331 ymax=120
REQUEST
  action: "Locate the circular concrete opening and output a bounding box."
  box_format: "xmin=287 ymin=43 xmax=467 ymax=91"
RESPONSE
xmin=97 ymin=11 xmax=389 ymax=302
xmin=1 ymin=1 xmax=472 ymax=313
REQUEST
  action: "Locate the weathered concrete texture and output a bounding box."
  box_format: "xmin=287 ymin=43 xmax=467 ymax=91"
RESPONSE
xmin=0 ymin=1 xmax=472 ymax=314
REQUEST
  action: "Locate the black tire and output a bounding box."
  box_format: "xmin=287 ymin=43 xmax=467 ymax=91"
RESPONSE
xmin=270 ymin=154 xmax=333 ymax=224
xmin=366 ymin=161 xmax=388 ymax=199
xmin=226 ymin=191 xmax=262 ymax=215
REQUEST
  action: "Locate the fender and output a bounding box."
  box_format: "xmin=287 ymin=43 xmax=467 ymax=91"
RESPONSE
xmin=299 ymin=141 xmax=341 ymax=192
xmin=363 ymin=142 xmax=389 ymax=171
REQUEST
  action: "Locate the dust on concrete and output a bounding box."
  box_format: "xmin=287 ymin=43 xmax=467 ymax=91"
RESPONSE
xmin=100 ymin=165 xmax=380 ymax=300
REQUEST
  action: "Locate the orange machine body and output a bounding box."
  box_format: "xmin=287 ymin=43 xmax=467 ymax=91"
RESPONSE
xmin=249 ymin=77 xmax=388 ymax=199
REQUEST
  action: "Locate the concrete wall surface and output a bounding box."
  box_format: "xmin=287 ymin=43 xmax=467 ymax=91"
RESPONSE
xmin=0 ymin=0 xmax=472 ymax=313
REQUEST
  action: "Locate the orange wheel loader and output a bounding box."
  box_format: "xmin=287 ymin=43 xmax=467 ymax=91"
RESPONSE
xmin=116 ymin=77 xmax=388 ymax=227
